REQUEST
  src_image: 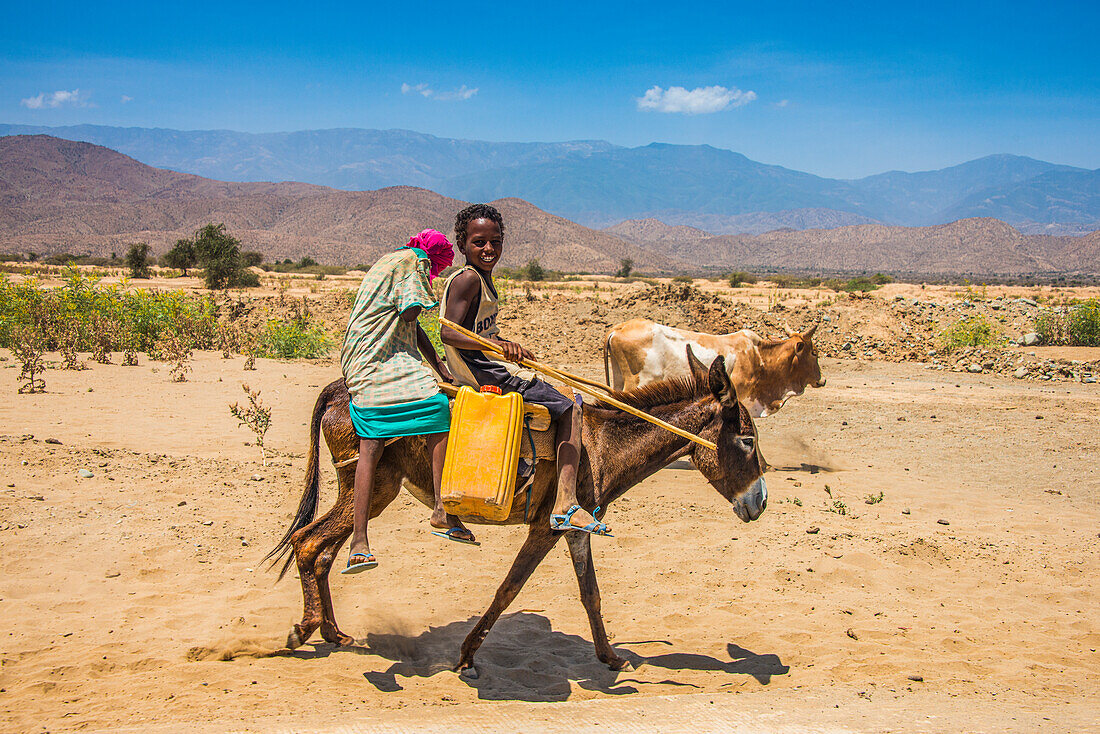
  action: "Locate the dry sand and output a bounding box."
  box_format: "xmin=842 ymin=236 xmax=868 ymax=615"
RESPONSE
xmin=1 ymin=350 xmax=1097 ymax=732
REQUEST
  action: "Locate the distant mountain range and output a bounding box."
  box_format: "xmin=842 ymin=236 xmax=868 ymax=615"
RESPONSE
xmin=2 ymin=124 xmax=1096 ymax=235
xmin=0 ymin=135 xmax=674 ymax=273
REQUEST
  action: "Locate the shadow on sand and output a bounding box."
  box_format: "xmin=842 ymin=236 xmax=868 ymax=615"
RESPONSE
xmin=284 ymin=612 xmax=787 ymax=701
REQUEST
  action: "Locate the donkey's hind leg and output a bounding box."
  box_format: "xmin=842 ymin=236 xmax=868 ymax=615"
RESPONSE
xmin=287 ymin=469 xmax=355 ymax=648
xmin=565 ymin=532 xmax=630 ymax=671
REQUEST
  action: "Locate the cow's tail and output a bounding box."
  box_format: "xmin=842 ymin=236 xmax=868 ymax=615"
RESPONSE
xmin=603 ymin=330 xmax=614 ymax=387
xmin=264 ymin=381 xmax=332 ymax=581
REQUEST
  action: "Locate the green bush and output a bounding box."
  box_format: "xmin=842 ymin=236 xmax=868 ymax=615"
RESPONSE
xmin=671 ymin=275 xmax=694 ymax=284
xmin=937 ymin=315 xmax=1004 ymax=352
xmin=727 ymin=271 xmax=757 ymax=287
xmin=1034 ymin=310 xmax=1066 ymax=345
xmin=257 ymin=316 xmax=333 ymax=359
xmin=1037 ymin=300 xmax=1100 ymax=346
xmin=521 ymin=259 xmax=546 ymax=281
xmin=1067 ymin=300 xmax=1100 ymax=346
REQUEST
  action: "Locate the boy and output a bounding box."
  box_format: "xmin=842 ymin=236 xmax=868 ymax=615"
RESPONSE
xmin=440 ymin=204 xmax=608 ymax=535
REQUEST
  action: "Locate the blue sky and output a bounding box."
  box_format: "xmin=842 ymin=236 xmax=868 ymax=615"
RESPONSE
xmin=2 ymin=0 xmax=1097 ymax=178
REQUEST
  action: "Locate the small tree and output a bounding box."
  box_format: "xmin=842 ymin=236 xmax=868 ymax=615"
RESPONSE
xmin=162 ymin=238 xmax=198 ymax=276
xmin=241 ymin=251 xmax=264 ymax=268
xmin=192 ymin=224 xmax=257 ymax=289
xmin=230 ymin=384 xmax=272 ymax=465
xmin=522 ymin=259 xmax=546 ymax=282
xmin=615 ymin=258 xmax=634 ymax=278
xmin=126 ymin=242 xmax=152 ymax=279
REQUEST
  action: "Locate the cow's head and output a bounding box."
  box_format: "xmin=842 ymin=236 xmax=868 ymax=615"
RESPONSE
xmin=782 ymin=322 xmax=825 ymax=390
xmin=686 ymin=346 xmax=767 ymax=523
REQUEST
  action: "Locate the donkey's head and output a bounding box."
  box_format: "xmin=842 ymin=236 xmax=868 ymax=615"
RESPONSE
xmin=685 ymin=346 xmax=767 ymax=522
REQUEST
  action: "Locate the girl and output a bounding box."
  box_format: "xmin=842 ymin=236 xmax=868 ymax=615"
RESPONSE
xmin=340 ymin=229 xmax=475 ymax=574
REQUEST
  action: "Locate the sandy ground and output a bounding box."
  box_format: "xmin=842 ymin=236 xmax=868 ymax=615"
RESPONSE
xmin=1 ymin=351 xmax=1098 ymax=732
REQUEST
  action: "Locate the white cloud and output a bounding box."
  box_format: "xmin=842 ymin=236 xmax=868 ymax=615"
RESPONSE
xmin=401 ymin=82 xmax=433 ymax=97
xmin=402 ymin=82 xmax=477 ymax=101
xmin=120 ymin=95 xmax=133 ymax=104
xmin=636 ymin=85 xmax=756 ymax=114
xmin=20 ymin=89 xmax=90 ymax=109
xmin=774 ymin=99 xmax=789 ymax=108
xmin=435 ymin=85 xmax=478 ymax=101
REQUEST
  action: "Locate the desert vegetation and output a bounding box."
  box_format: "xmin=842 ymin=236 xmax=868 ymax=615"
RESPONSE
xmin=0 ymin=268 xmax=337 ymax=392
xmin=1034 ymin=299 xmax=1100 ymax=346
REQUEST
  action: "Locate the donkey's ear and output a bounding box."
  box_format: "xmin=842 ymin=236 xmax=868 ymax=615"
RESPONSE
xmin=708 ymin=355 xmax=739 ymax=412
xmin=686 ymin=345 xmax=709 ymax=388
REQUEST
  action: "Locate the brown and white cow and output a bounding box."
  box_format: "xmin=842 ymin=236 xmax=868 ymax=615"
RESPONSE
xmin=604 ymin=319 xmax=825 ymax=417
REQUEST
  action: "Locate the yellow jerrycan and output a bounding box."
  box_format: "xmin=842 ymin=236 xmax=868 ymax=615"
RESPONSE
xmin=441 ymin=385 xmax=525 ymax=522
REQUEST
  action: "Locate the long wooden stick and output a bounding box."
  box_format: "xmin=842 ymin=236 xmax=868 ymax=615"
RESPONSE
xmin=440 ymin=318 xmax=717 ymax=452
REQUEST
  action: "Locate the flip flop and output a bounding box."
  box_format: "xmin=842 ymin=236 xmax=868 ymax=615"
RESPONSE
xmin=341 ymin=552 xmax=378 ymax=574
xmin=431 ymin=527 xmax=480 ymax=546
xmin=550 ymin=505 xmax=612 ymax=536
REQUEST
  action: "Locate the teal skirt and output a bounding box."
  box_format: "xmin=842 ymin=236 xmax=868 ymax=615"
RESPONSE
xmin=348 ymin=392 xmax=451 ymax=439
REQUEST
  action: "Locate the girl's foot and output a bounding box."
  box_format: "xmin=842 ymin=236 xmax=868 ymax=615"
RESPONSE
xmin=430 ymin=509 xmax=477 ymax=544
xmin=341 ymin=551 xmax=378 ymax=574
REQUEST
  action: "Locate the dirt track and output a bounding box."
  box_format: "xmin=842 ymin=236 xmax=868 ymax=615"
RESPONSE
xmin=1 ymin=351 xmax=1098 ymax=732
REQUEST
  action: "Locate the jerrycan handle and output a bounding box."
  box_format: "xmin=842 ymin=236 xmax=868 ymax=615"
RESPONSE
xmin=479 ymin=385 xmax=502 ymax=395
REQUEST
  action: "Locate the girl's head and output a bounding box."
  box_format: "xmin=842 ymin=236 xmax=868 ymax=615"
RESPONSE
xmin=454 ymin=204 xmax=505 ymax=273
xmin=405 ymin=228 xmax=454 ymax=281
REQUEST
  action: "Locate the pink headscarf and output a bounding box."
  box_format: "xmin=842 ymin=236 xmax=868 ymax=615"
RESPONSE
xmin=405 ymin=229 xmax=454 ymax=281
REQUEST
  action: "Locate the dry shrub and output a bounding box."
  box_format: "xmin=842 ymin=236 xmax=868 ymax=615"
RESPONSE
xmin=230 ymin=384 xmax=272 ymax=465
xmin=154 ymin=332 xmax=193 ymax=382
xmin=56 ymin=321 xmax=87 ymax=371
xmin=13 ymin=325 xmax=47 ymax=394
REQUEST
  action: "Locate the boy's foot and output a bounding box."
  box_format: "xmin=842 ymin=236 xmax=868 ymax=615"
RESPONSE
xmin=341 ymin=552 xmax=378 ymax=574
xmin=550 ymin=505 xmax=612 ymax=536
xmin=430 ymin=510 xmax=477 ymax=544
xmin=431 ymin=527 xmax=480 ymax=545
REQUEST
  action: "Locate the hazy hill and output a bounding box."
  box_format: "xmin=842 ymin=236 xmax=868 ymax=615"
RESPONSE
xmin=850 ymin=154 xmax=1084 ymax=225
xmin=442 ymin=143 xmax=884 ymax=226
xmin=3 ymin=124 xmax=1095 ymax=234
xmin=672 ymin=218 xmax=1100 ymax=277
xmin=939 ymin=168 xmax=1100 ymax=225
xmin=613 ymin=209 xmax=881 ymax=236
xmin=603 ymin=218 xmax=714 ymax=246
xmin=0 ymin=124 xmax=616 ymax=192
xmin=0 ymin=135 xmax=673 ymax=273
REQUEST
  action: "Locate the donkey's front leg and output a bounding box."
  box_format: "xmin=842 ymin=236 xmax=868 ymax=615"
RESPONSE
xmin=455 ymin=524 xmax=560 ymax=678
xmin=565 ymin=532 xmax=631 ymax=671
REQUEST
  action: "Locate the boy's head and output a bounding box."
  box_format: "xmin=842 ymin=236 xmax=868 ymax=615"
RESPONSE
xmin=454 ymin=203 xmax=505 ymax=273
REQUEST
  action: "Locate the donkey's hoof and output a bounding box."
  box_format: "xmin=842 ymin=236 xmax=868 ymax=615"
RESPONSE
xmin=323 ymin=631 xmax=355 ymax=647
xmin=287 ymin=625 xmax=309 ymax=649
xmin=457 ymin=663 xmax=479 ymax=680
xmin=606 ymin=656 xmax=633 ymax=672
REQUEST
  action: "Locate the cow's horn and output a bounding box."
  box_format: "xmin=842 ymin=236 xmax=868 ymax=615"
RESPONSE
xmin=804 ymin=323 xmax=818 ymax=338
xmin=782 ymin=321 xmax=797 ymax=337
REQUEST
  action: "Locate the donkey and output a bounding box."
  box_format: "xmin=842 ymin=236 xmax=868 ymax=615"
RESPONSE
xmin=266 ymin=349 xmax=768 ymax=677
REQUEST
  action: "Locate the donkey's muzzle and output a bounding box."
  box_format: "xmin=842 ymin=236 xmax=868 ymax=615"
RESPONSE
xmin=733 ymin=476 xmax=767 ymax=523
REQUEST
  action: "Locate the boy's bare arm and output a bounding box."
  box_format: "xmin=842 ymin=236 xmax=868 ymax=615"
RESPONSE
xmin=440 ymin=272 xmax=533 ymax=362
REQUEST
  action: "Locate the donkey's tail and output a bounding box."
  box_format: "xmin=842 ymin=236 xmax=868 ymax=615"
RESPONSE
xmin=264 ymin=380 xmax=335 ymax=580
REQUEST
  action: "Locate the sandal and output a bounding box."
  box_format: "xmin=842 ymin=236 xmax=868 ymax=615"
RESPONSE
xmin=550 ymin=505 xmax=612 ymax=536
xmin=431 ymin=527 xmax=480 ymax=545
xmin=341 ymin=551 xmax=378 ymax=574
